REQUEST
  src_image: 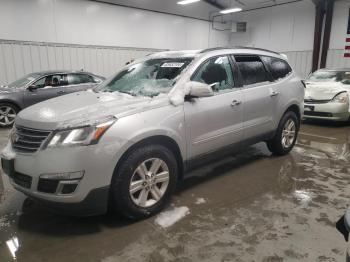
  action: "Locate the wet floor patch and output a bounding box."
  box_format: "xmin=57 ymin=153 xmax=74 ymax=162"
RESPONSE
xmin=0 ymin=123 xmax=350 ymax=261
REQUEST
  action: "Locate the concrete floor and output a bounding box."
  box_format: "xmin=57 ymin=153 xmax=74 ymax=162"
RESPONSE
xmin=0 ymin=121 xmax=349 ymax=262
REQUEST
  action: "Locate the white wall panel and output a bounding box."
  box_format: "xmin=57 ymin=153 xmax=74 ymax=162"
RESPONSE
xmin=229 ymin=1 xmax=315 ymax=52
xmin=326 ymin=49 xmax=350 ymax=69
xmin=283 ymin=50 xmax=313 ymax=78
xmin=0 ymin=40 xmax=165 ymax=85
xmin=0 ymin=0 xmax=230 ymax=50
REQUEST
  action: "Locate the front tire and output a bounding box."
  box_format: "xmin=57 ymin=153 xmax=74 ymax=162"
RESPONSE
xmin=110 ymin=144 xmax=178 ymax=220
xmin=267 ymin=111 xmax=299 ymax=156
xmin=0 ymin=103 xmax=18 ymax=128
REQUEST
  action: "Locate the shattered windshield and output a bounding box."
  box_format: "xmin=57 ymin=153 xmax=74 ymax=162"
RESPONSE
xmin=8 ymin=73 xmax=41 ymax=88
xmin=97 ymin=58 xmax=193 ymax=97
xmin=308 ymin=70 xmax=350 ymax=84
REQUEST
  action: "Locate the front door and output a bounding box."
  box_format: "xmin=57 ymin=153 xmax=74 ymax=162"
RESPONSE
xmin=24 ymin=74 xmax=69 ymax=107
xmin=184 ymin=55 xmax=244 ymax=159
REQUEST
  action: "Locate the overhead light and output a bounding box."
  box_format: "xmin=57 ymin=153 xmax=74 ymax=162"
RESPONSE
xmin=177 ymin=0 xmax=201 ymax=5
xmin=220 ymin=7 xmax=242 ymax=14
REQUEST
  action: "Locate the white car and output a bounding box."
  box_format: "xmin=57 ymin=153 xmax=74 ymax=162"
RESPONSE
xmin=304 ymin=69 xmax=350 ymax=122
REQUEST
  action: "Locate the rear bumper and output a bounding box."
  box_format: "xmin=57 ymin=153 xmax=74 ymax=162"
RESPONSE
xmin=304 ymin=102 xmax=349 ymax=121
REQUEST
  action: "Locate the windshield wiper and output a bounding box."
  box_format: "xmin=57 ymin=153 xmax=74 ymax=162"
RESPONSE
xmin=117 ymin=90 xmax=137 ymax=96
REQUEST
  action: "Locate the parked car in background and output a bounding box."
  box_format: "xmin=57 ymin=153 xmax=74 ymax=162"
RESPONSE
xmin=0 ymin=71 xmax=105 ymax=127
xmin=304 ymin=69 xmax=350 ymax=122
xmin=0 ymin=48 xmax=304 ymax=219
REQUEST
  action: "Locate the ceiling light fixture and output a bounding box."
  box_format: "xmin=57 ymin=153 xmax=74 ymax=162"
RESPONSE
xmin=177 ymin=0 xmax=201 ymax=5
xmin=220 ymin=7 xmax=242 ymax=14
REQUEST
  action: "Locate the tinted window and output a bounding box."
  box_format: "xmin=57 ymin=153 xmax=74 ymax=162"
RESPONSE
xmin=192 ymin=56 xmax=234 ymax=91
xmin=262 ymin=56 xmax=292 ymax=80
xmin=69 ymin=74 xmax=94 ymax=85
xmin=32 ymin=74 xmax=68 ymax=88
xmin=234 ymin=56 xmax=269 ymax=86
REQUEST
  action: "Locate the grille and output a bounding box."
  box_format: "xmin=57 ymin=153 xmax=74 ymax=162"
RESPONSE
xmin=304 ymin=111 xmax=333 ymax=117
xmin=12 ymin=172 xmax=32 ymax=189
xmin=12 ymin=126 xmax=51 ymax=153
xmin=38 ymin=179 xmax=59 ymax=193
xmin=304 ymin=99 xmax=330 ymax=104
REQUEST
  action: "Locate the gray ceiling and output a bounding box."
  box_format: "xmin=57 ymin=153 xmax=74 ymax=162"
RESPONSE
xmin=93 ymin=0 xmax=305 ymax=20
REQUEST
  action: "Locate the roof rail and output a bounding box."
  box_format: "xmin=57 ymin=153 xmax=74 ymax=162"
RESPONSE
xmin=200 ymin=46 xmax=281 ymax=55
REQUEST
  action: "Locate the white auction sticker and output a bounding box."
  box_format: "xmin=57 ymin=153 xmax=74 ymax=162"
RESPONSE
xmin=161 ymin=62 xmax=184 ymax=68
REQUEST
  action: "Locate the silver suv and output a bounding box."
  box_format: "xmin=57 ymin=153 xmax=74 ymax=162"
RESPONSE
xmin=1 ymin=48 xmax=304 ymax=219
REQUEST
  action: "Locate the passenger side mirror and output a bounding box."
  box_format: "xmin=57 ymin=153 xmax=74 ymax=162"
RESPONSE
xmin=186 ymin=81 xmax=214 ymax=99
xmin=27 ymin=85 xmax=38 ymax=91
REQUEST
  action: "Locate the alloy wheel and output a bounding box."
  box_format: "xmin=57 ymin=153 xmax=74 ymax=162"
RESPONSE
xmin=129 ymin=158 xmax=170 ymax=208
xmin=281 ymin=119 xmax=296 ymax=149
xmin=0 ymin=106 xmax=16 ymax=127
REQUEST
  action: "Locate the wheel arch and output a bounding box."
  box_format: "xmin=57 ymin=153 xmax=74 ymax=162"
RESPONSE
xmin=0 ymin=100 xmax=21 ymax=111
xmin=284 ymin=104 xmax=301 ymax=126
xmin=113 ymin=135 xmax=184 ymax=182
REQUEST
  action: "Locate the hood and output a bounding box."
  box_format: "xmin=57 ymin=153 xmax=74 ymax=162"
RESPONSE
xmin=16 ymin=91 xmax=170 ymax=130
xmin=0 ymin=86 xmax=22 ymax=94
xmin=304 ymin=81 xmax=348 ymax=100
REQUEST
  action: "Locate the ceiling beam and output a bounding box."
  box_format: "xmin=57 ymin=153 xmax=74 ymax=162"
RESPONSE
xmin=202 ymin=0 xmax=225 ymax=10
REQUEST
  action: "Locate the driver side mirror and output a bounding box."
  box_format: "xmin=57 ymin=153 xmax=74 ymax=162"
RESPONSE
xmin=27 ymin=85 xmax=38 ymax=91
xmin=185 ymin=81 xmax=214 ymax=99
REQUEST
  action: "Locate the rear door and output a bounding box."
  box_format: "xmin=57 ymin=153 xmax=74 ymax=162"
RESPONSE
xmin=24 ymin=74 xmax=69 ymax=107
xmin=66 ymin=73 xmax=97 ymax=94
xmin=232 ymin=55 xmax=274 ymax=140
xmin=184 ymin=55 xmax=244 ymax=159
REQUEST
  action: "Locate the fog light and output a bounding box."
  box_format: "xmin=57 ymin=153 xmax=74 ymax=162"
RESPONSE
xmin=40 ymin=171 xmax=84 ymax=180
xmin=61 ymin=184 xmax=78 ymax=194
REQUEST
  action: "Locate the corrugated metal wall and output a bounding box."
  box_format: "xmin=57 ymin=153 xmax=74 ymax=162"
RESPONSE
xmin=0 ymin=39 xmax=165 ymax=85
xmin=283 ymin=50 xmax=313 ymax=79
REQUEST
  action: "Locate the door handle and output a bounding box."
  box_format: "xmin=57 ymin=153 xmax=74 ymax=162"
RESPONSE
xmin=270 ymin=91 xmax=279 ymax=97
xmin=231 ymin=100 xmax=242 ymax=107
xmin=57 ymin=90 xmax=65 ymax=94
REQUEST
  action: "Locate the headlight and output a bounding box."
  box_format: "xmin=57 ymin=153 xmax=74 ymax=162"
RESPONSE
xmin=46 ymin=118 xmax=116 ymax=148
xmin=331 ymin=92 xmax=349 ymax=103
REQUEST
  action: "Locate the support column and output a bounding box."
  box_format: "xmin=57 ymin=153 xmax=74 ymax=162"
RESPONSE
xmin=320 ymin=0 xmax=334 ymax=69
xmin=311 ymin=0 xmax=325 ymax=72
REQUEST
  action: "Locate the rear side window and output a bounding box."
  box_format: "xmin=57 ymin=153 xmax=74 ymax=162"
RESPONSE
xmin=261 ymin=56 xmax=292 ymax=81
xmin=69 ymin=74 xmax=94 ymax=85
xmin=234 ymin=55 xmax=269 ymax=86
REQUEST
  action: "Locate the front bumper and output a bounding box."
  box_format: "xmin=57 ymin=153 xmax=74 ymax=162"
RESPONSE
xmin=303 ymin=102 xmax=349 ymax=121
xmin=1 ymin=142 xmax=118 ymax=215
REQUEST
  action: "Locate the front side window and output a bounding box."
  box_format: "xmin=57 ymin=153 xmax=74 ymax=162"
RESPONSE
xmin=69 ymin=74 xmax=94 ymax=85
xmin=192 ymin=56 xmax=234 ymax=91
xmin=261 ymin=56 xmax=292 ymax=81
xmin=32 ymin=74 xmax=68 ymax=88
xmin=234 ymin=55 xmax=269 ymax=86
xmin=97 ymin=58 xmax=193 ymax=97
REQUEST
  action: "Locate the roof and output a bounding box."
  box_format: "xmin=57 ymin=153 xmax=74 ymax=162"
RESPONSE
xmin=317 ymin=68 xmax=350 ymax=72
xmin=150 ymin=47 xmax=283 ymax=60
xmin=31 ymin=70 xmax=102 ymax=76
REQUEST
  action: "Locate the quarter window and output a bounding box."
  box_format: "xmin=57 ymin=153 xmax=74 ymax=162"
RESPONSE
xmin=192 ymin=56 xmax=234 ymax=91
xmin=261 ymin=56 xmax=292 ymax=81
xmin=234 ymin=55 xmax=269 ymax=86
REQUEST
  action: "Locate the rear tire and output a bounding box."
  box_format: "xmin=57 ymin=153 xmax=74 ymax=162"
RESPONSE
xmin=267 ymin=111 xmax=299 ymax=156
xmin=110 ymin=144 xmax=178 ymax=220
xmin=0 ymin=103 xmax=18 ymax=128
